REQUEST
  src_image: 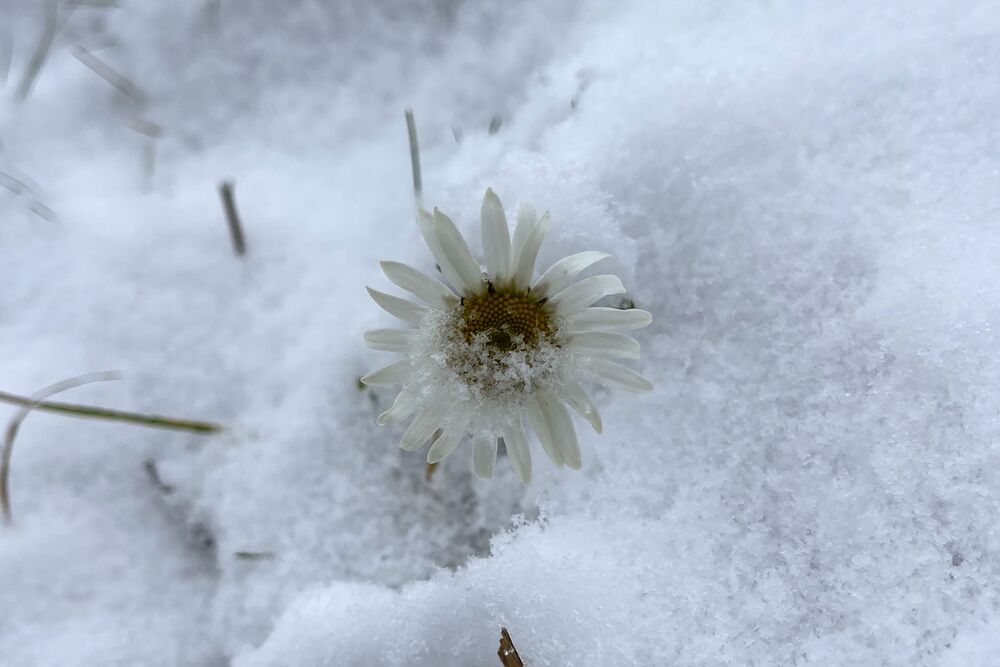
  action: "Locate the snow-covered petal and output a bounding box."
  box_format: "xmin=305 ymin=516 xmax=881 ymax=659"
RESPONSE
xmin=582 ymin=357 xmax=654 ymax=392
xmin=561 ymin=383 xmax=602 ymax=434
xmin=547 ymin=275 xmax=626 ymax=316
xmin=480 ymin=188 xmax=511 ymax=284
xmin=433 ymin=208 xmax=485 ymax=296
xmin=566 ymin=307 xmax=653 ymax=332
xmin=531 ymin=251 xmax=610 ymax=299
xmin=416 ymin=208 xmax=474 ymax=297
xmin=472 ymin=436 xmax=497 ymax=479
xmin=527 ymin=399 xmax=564 ymax=467
xmin=533 ymin=394 xmax=581 ymax=470
xmin=568 ymin=331 xmax=641 ymax=359
xmin=366 ymin=287 xmax=428 ymax=325
xmin=510 ymin=205 xmax=549 ymax=290
xmin=360 ymin=358 xmax=413 ymax=386
xmin=363 ymin=328 xmax=414 ymax=352
xmin=380 ymin=261 xmax=456 ymax=309
xmin=376 ymin=384 xmax=422 ymax=424
xmin=400 ymin=403 xmax=447 ymax=451
xmin=427 ymin=419 xmax=469 ymax=463
xmin=501 ymin=422 xmax=532 ymax=485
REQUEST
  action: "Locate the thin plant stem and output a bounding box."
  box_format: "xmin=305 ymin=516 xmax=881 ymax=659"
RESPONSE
xmin=404 ymin=108 xmax=423 ymax=209
xmin=218 ymin=181 xmax=247 ymax=256
xmin=2 ymin=372 xmax=119 ymax=524
xmin=0 ymin=389 xmax=222 ymax=434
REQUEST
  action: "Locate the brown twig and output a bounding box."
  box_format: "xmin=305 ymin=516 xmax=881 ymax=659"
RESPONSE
xmin=404 ymin=108 xmax=422 ymax=208
xmin=218 ymin=181 xmax=247 ymax=256
xmin=497 ymin=627 xmax=524 ymax=667
xmin=1 ymin=372 xmax=119 ymax=524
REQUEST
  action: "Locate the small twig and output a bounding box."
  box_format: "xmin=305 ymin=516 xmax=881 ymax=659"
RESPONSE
xmin=2 ymin=372 xmax=119 ymax=524
xmin=404 ymin=108 xmax=423 ymax=208
xmin=143 ymin=458 xmax=174 ymax=494
xmin=0 ymin=388 xmax=222 ymax=434
xmin=497 ymin=627 xmax=524 ymax=667
xmin=16 ymin=0 xmax=58 ymax=100
xmin=488 ymin=114 xmax=503 ymax=135
xmin=218 ymin=181 xmax=247 ymax=256
xmin=425 ymin=462 xmax=438 ymax=481
xmin=234 ymin=551 xmax=275 ymax=561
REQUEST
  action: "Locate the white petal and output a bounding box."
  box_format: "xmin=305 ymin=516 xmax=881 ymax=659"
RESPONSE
xmin=377 ymin=384 xmax=422 ymax=425
xmin=363 ymin=328 xmax=414 ymax=352
xmin=568 ymin=331 xmax=640 ymax=359
xmin=527 ymin=398 xmax=564 ymax=467
xmin=472 ymin=436 xmax=497 ymax=479
xmin=433 ymin=208 xmax=485 ymax=295
xmin=510 ymin=205 xmax=549 ymax=290
xmin=510 ymin=203 xmax=536 ymax=269
xmin=480 ymin=188 xmax=511 ymax=284
xmin=501 ymin=422 xmax=532 ymax=485
xmin=380 ymin=261 xmax=456 ymax=309
xmin=547 ymin=275 xmax=626 ymax=316
xmin=416 ymin=208 xmax=474 ymax=296
xmin=400 ymin=403 xmax=446 ymax=450
xmin=360 ymin=358 xmax=413 ymax=386
xmin=582 ymin=357 xmax=654 ymax=393
xmin=531 ymin=251 xmax=610 ymax=299
xmin=426 ymin=421 xmax=468 ymax=463
xmin=567 ymin=307 xmax=653 ymax=332
xmin=366 ymin=287 xmax=428 ymax=325
xmin=561 ymin=382 xmax=602 ymax=434
xmin=543 ymin=396 xmax=581 ymax=470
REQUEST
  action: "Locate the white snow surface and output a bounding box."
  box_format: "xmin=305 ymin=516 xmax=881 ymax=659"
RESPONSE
xmin=3 ymin=1 xmax=1000 ymax=665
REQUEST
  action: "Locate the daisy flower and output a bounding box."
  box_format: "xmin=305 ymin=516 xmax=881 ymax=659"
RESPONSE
xmin=362 ymin=188 xmax=652 ymax=484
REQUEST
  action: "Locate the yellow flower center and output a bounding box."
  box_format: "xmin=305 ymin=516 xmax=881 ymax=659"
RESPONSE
xmin=458 ymin=291 xmax=552 ymax=351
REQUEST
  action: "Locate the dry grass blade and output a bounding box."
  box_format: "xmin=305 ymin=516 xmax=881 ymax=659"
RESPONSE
xmin=0 ymin=389 xmax=222 ymax=434
xmin=1 ymin=372 xmax=120 ymax=525
xmin=218 ymin=181 xmax=247 ymax=256
xmin=404 ymin=108 xmax=422 ymax=208
xmin=0 ymin=32 xmax=12 ymax=87
xmin=71 ymin=44 xmax=145 ymax=103
xmin=16 ymin=0 xmax=58 ymax=100
xmin=497 ymin=627 xmax=524 ymax=667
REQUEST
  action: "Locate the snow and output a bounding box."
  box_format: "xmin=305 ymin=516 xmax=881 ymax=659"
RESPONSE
xmin=3 ymin=0 xmax=1000 ymax=664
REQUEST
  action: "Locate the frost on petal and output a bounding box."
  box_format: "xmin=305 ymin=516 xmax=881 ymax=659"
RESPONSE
xmin=582 ymin=357 xmax=654 ymax=393
xmin=366 ymin=287 xmax=428 ymax=325
xmin=531 ymin=251 xmax=610 ymax=299
xmin=376 ymin=384 xmax=422 ymax=425
xmin=426 ymin=420 xmax=468 ymax=463
xmin=380 ymin=261 xmax=456 ymax=309
xmin=510 ymin=205 xmax=549 ymax=290
xmin=400 ymin=403 xmax=446 ymax=451
xmin=566 ymin=307 xmax=653 ymax=332
xmin=561 ymin=382 xmax=603 ymax=434
xmin=360 ymin=358 xmax=413 ymax=386
xmin=363 ymin=328 xmax=414 ymax=352
xmin=433 ymin=208 xmax=485 ymax=296
xmin=547 ymin=275 xmax=626 ymax=316
xmin=568 ymin=331 xmax=641 ymax=359
xmin=501 ymin=422 xmax=532 ymax=485
xmin=472 ymin=436 xmax=497 ymax=479
xmin=481 ymin=188 xmax=511 ymax=284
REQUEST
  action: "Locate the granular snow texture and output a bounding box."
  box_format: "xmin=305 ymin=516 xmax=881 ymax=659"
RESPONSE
xmin=2 ymin=1 xmax=1000 ymax=665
